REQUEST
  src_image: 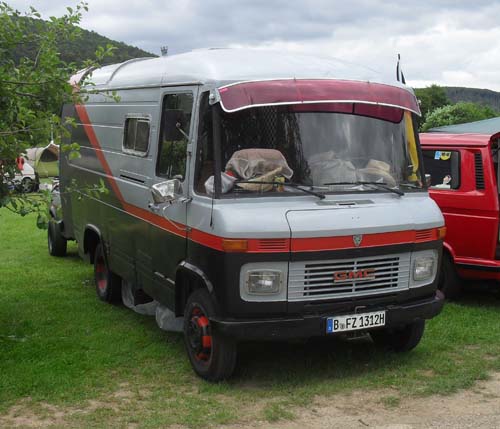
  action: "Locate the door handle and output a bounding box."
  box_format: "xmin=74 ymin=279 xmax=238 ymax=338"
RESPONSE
xmin=148 ymin=202 xmax=160 ymax=212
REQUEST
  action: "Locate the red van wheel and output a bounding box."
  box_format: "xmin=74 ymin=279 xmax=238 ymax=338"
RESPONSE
xmin=183 ymin=289 xmax=237 ymax=381
xmin=93 ymin=243 xmax=122 ymax=303
xmin=438 ymin=254 xmax=461 ymax=299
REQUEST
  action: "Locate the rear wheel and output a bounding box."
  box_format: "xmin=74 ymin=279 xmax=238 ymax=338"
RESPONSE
xmin=94 ymin=243 xmax=122 ymax=303
xmin=183 ymin=289 xmax=237 ymax=381
xmin=371 ymin=319 xmax=425 ymax=352
xmin=47 ymin=220 xmax=67 ymax=257
xmin=438 ymin=254 xmax=461 ymax=299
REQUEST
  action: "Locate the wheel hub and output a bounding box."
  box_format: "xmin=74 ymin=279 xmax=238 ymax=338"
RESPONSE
xmin=95 ymin=257 xmax=107 ymax=291
xmin=187 ymin=306 xmax=212 ymax=362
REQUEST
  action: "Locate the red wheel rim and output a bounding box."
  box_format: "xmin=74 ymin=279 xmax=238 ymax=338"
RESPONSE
xmin=95 ymin=255 xmax=107 ymax=291
xmin=187 ymin=306 xmax=213 ymax=363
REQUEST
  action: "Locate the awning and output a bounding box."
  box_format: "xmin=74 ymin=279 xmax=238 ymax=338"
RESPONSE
xmin=217 ymin=79 xmax=421 ymax=116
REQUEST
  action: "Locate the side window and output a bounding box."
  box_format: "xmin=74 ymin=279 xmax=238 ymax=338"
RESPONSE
xmin=422 ymin=150 xmax=461 ymax=189
xmin=123 ymin=117 xmax=150 ymax=155
xmin=156 ymin=93 xmax=194 ymax=179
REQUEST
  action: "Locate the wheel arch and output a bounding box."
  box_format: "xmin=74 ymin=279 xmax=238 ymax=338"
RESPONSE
xmin=83 ymin=224 xmax=102 ymax=264
xmin=175 ymin=261 xmax=214 ymax=317
xmin=442 ymin=241 xmax=456 ymax=262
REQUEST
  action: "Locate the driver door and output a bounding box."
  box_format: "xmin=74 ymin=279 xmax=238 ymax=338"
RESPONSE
xmin=148 ymin=88 xmax=197 ymax=307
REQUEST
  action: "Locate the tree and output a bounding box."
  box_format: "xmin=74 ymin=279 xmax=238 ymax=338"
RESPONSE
xmin=0 ymin=2 xmax=114 ymax=226
xmin=414 ymin=84 xmax=450 ymax=130
xmin=421 ymin=102 xmax=500 ymax=132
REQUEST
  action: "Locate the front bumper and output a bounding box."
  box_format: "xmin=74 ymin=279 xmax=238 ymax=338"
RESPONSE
xmin=211 ymin=291 xmax=444 ymax=340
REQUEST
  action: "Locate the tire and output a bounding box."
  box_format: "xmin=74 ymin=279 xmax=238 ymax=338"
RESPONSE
xmin=438 ymin=254 xmax=461 ymax=299
xmin=183 ymin=289 xmax=237 ymax=381
xmin=48 ymin=220 xmax=67 ymax=257
xmin=94 ymin=243 xmax=122 ymax=303
xmin=371 ymin=319 xmax=425 ymax=352
xmin=21 ymin=177 xmax=34 ymax=193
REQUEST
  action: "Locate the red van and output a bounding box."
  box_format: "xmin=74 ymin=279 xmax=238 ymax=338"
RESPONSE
xmin=420 ymin=132 xmax=500 ymax=298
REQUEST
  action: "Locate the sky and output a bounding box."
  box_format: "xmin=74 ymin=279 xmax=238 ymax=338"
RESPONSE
xmin=7 ymin=0 xmax=500 ymax=91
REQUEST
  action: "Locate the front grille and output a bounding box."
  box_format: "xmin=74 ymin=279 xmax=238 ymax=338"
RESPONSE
xmin=288 ymin=253 xmax=410 ymax=302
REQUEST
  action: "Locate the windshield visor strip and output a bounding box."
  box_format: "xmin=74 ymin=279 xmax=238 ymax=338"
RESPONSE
xmin=217 ymin=79 xmax=420 ymax=115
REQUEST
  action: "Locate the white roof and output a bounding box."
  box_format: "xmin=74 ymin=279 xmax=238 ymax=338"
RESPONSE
xmin=82 ymin=48 xmax=411 ymax=92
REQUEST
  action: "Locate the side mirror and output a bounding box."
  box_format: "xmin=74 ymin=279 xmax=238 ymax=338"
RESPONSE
xmin=151 ymin=179 xmax=182 ymax=204
xmin=425 ymin=174 xmax=432 ymax=187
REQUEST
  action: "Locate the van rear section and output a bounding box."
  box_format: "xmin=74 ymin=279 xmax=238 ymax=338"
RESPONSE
xmin=51 ymin=49 xmax=445 ymax=381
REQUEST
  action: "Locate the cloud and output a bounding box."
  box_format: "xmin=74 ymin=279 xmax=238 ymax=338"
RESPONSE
xmin=7 ymin=0 xmax=500 ymax=90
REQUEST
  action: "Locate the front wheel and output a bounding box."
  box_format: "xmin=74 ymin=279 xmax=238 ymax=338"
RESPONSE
xmin=183 ymin=289 xmax=237 ymax=381
xmin=371 ymin=319 xmax=425 ymax=352
xmin=94 ymin=243 xmax=122 ymax=303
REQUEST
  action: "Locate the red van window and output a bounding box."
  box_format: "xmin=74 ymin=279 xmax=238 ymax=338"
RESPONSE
xmin=422 ymin=150 xmax=460 ymax=189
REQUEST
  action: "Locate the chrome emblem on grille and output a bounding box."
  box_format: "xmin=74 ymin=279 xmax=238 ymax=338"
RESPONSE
xmin=353 ymin=234 xmax=363 ymax=247
xmin=333 ymin=268 xmax=376 ymax=283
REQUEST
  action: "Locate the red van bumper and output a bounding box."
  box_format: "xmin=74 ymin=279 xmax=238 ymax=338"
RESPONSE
xmin=456 ymin=258 xmax=500 ymax=281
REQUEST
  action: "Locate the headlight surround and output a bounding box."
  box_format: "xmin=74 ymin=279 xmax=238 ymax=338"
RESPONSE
xmin=410 ymin=249 xmax=438 ymax=287
xmin=240 ymin=262 xmax=288 ymax=302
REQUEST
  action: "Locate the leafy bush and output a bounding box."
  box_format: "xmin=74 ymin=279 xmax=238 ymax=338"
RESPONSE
xmin=421 ymin=102 xmax=500 ymax=131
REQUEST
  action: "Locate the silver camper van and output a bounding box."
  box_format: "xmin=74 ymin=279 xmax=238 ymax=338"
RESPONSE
xmin=49 ymin=49 xmax=445 ymax=380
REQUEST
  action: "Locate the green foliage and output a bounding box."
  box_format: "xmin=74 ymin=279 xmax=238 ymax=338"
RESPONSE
xmin=11 ymin=16 xmax=154 ymax=67
xmin=0 ymin=2 xmax=117 ymax=225
xmin=414 ymin=85 xmax=450 ymax=129
xmin=421 ymin=101 xmax=500 ymax=132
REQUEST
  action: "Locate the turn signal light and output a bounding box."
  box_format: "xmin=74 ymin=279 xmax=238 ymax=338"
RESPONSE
xmin=437 ymin=226 xmax=447 ymax=239
xmin=222 ymin=239 xmax=248 ymax=252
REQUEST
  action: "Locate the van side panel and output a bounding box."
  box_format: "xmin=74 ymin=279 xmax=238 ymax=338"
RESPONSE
xmin=62 ymin=88 xmax=172 ymax=303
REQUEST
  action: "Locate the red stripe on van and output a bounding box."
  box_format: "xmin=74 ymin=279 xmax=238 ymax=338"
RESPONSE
xmin=291 ymin=230 xmax=416 ymax=252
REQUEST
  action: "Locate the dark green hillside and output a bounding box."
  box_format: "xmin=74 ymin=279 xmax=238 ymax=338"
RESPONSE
xmin=11 ymin=17 xmax=156 ymax=66
xmin=444 ymin=87 xmax=500 ymax=111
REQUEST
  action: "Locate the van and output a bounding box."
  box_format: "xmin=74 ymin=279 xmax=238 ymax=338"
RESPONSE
xmin=420 ymin=131 xmax=500 ymax=298
xmin=49 ymin=49 xmax=445 ymax=380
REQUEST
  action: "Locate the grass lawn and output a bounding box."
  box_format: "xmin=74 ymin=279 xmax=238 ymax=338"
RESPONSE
xmin=1 ymin=209 xmax=499 ymax=428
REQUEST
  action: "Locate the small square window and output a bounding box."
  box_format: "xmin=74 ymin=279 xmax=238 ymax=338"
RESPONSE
xmin=123 ymin=117 xmax=150 ymax=155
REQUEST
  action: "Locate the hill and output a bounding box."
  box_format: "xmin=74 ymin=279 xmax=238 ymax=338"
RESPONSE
xmin=11 ymin=17 xmax=156 ymax=66
xmin=443 ymin=87 xmax=500 ymax=111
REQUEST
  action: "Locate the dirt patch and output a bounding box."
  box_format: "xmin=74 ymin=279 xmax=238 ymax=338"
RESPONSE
xmin=230 ymin=373 xmax=500 ymax=429
xmin=2 ymin=374 xmax=500 ymax=428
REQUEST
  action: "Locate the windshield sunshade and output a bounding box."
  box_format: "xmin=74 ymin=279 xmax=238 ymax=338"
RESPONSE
xmin=217 ymin=79 xmax=421 ymax=116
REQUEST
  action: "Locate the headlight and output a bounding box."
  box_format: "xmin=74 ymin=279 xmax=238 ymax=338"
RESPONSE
xmin=240 ymin=262 xmax=288 ymax=302
xmin=413 ymin=256 xmax=436 ymax=281
xmin=247 ymin=270 xmax=282 ymax=294
xmin=409 ymin=250 xmax=438 ymax=287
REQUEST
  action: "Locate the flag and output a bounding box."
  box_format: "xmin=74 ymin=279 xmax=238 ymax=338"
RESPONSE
xmin=396 ymin=54 xmax=406 ymax=84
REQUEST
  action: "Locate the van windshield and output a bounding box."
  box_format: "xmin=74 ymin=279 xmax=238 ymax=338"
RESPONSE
xmin=197 ymin=102 xmax=423 ymax=196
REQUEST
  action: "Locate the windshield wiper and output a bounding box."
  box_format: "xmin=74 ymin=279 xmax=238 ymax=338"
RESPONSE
xmin=399 ymin=182 xmax=421 ymax=189
xmin=322 ymin=181 xmax=404 ymax=196
xmin=235 ymin=181 xmax=325 ymax=199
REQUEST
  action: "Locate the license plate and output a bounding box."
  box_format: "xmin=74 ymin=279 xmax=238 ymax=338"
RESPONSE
xmin=326 ymin=311 xmax=386 ymax=334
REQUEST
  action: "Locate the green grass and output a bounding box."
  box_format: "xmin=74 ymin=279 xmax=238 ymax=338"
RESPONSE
xmin=1 ymin=209 xmax=500 ymax=428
